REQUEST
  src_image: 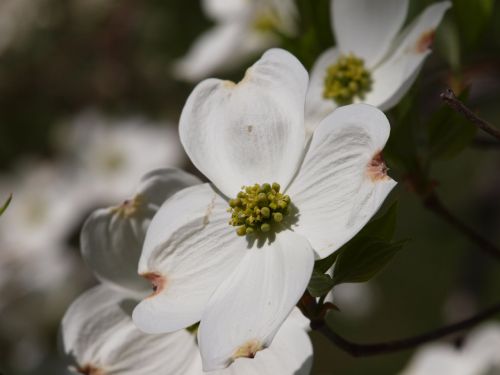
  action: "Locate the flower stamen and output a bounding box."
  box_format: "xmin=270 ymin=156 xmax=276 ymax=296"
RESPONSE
xmin=228 ymin=182 xmax=291 ymax=236
xmin=111 ymin=194 xmax=143 ymax=218
xmin=323 ymin=53 xmax=373 ymax=105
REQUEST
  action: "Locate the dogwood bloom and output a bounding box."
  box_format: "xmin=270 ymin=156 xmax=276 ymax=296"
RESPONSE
xmin=57 ymin=110 xmax=185 ymax=205
xmin=61 ymin=285 xmax=312 ymax=375
xmin=0 ymin=163 xmax=82 ymax=302
xmin=400 ymin=323 xmax=500 ymax=375
xmin=133 ymin=48 xmax=396 ymax=370
xmin=305 ymin=0 xmax=451 ymax=133
xmin=81 ymin=168 xmax=201 ymax=297
xmin=173 ymin=0 xmax=297 ymax=82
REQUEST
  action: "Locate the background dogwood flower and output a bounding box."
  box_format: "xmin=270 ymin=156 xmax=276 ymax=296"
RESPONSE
xmin=56 ymin=110 xmax=185 ymax=205
xmin=0 ymin=163 xmax=83 ymax=302
xmin=173 ymin=0 xmax=297 ymax=82
xmin=305 ymin=0 xmax=451 ymax=133
xmin=133 ymin=48 xmax=396 ymax=370
xmin=61 ymin=285 xmax=313 ymax=375
xmin=399 ymin=323 xmax=500 ymax=375
xmin=81 ymin=168 xmax=201 ymax=297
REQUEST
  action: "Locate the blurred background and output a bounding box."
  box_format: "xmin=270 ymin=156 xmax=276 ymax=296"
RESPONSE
xmin=0 ymin=0 xmax=499 ymax=374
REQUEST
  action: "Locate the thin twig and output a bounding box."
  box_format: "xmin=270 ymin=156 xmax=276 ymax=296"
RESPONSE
xmin=315 ymin=301 xmax=500 ymax=357
xmin=471 ymin=138 xmax=500 ymax=150
xmin=440 ymin=89 xmax=500 ymax=141
xmin=423 ymin=192 xmax=500 ymax=261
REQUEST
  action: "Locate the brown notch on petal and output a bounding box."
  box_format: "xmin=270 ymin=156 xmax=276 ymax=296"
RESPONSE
xmin=232 ymin=339 xmax=263 ymax=360
xmin=76 ymin=364 xmax=104 ymax=375
xmin=142 ymin=272 xmax=166 ymax=298
xmin=366 ymin=151 xmax=390 ymax=182
xmin=415 ymin=29 xmax=436 ymax=53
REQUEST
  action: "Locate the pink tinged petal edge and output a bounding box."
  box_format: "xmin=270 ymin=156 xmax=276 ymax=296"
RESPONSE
xmin=132 ymin=183 xmax=247 ymax=334
xmin=288 ymin=103 xmax=397 ymax=259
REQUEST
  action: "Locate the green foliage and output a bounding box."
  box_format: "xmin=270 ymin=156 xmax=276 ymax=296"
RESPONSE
xmin=384 ymin=93 xmax=421 ymax=175
xmin=308 ymin=202 xmax=404 ymax=297
xmin=426 ymin=91 xmax=476 ymax=160
xmin=331 ymin=237 xmax=406 ymax=285
xmin=435 ymin=18 xmax=461 ymax=72
xmin=308 ymin=270 xmax=335 ymax=297
xmin=452 ymin=0 xmax=495 ymax=47
xmin=0 ymin=194 xmax=12 ymax=216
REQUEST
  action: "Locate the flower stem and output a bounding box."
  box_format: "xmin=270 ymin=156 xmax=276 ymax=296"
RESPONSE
xmin=315 ymin=300 xmax=500 ymax=357
xmin=440 ymin=89 xmax=500 ymax=142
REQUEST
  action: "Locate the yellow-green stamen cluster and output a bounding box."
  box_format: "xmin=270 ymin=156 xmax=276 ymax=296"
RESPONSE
xmin=228 ymin=183 xmax=291 ymax=236
xmin=323 ymin=54 xmax=373 ymax=105
xmin=253 ymin=10 xmax=280 ymax=33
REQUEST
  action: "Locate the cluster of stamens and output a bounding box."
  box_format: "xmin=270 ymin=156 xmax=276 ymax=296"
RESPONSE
xmin=323 ymin=53 xmax=373 ymax=105
xmin=228 ymin=183 xmax=290 ymax=236
xmin=252 ymin=10 xmax=280 ymax=32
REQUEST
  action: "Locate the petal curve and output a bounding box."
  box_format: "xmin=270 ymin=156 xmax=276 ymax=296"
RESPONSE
xmin=332 ymin=0 xmax=409 ymax=67
xmin=179 ymin=48 xmax=308 ymax=198
xmin=197 ymin=230 xmax=314 ymax=371
xmin=288 ymin=104 xmax=397 ymax=259
xmin=81 ymin=168 xmax=201 ymax=296
xmin=365 ymin=1 xmax=451 ymax=111
xmin=61 ymin=285 xmax=199 ymax=375
xmin=132 ymin=183 xmax=247 ymax=333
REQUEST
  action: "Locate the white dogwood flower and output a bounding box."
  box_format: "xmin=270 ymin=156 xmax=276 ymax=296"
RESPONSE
xmin=400 ymin=323 xmax=500 ymax=375
xmin=57 ymin=110 xmax=185 ymax=205
xmin=0 ymin=163 xmax=83 ymax=301
xmin=61 ymin=285 xmax=313 ymax=375
xmin=305 ymin=0 xmax=451 ymax=134
xmin=173 ymin=0 xmax=297 ymax=82
xmin=81 ymin=168 xmax=201 ymax=297
xmin=133 ymin=48 xmax=396 ymax=370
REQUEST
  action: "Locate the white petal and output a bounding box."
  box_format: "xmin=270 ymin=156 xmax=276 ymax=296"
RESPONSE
xmin=399 ymin=344 xmax=472 ymax=375
xmin=179 ymin=48 xmax=308 ymax=198
xmin=365 ymin=1 xmax=451 ymax=110
xmin=305 ymin=47 xmax=339 ymax=136
xmin=465 ymin=323 xmax=500 ymax=369
xmin=197 ymin=230 xmax=314 ymax=371
xmin=137 ymin=168 xmax=203 ymax=206
xmin=201 ymin=0 xmax=250 ymax=21
xmin=172 ymin=23 xmax=248 ymax=83
xmin=288 ymin=104 xmax=397 ymax=259
xmin=81 ymin=169 xmax=201 ymax=296
xmin=205 ymin=311 xmax=313 ymax=375
xmin=61 ymin=285 xmax=198 ymax=375
xmin=132 ymin=183 xmax=247 ymax=333
xmin=332 ymin=0 xmax=409 ymax=67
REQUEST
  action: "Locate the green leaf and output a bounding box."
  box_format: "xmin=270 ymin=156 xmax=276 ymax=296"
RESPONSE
xmin=0 ymin=194 xmax=12 ymax=216
xmin=312 ymin=202 xmax=399 ymax=275
xmin=435 ymin=18 xmax=461 ymax=72
xmin=331 ymin=237 xmax=406 ymax=286
xmin=307 ymin=270 xmax=335 ymax=297
xmin=384 ymin=93 xmax=421 ymax=174
xmin=427 ymin=90 xmax=476 ymax=160
xmin=452 ymin=0 xmax=494 ymax=47
xmin=314 ymin=251 xmax=340 ymax=274
xmin=357 ymin=202 xmax=398 ymax=241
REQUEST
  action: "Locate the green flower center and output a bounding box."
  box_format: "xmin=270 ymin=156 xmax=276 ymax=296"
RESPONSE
xmin=323 ymin=53 xmax=373 ymax=105
xmin=252 ymin=10 xmax=280 ymax=33
xmin=228 ymin=182 xmax=291 ymax=236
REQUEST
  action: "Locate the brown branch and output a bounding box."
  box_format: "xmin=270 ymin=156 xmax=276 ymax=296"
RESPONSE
xmin=315 ymin=300 xmax=500 ymax=357
xmin=423 ymin=192 xmax=500 ymax=261
xmin=440 ymin=89 xmax=500 ymax=142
